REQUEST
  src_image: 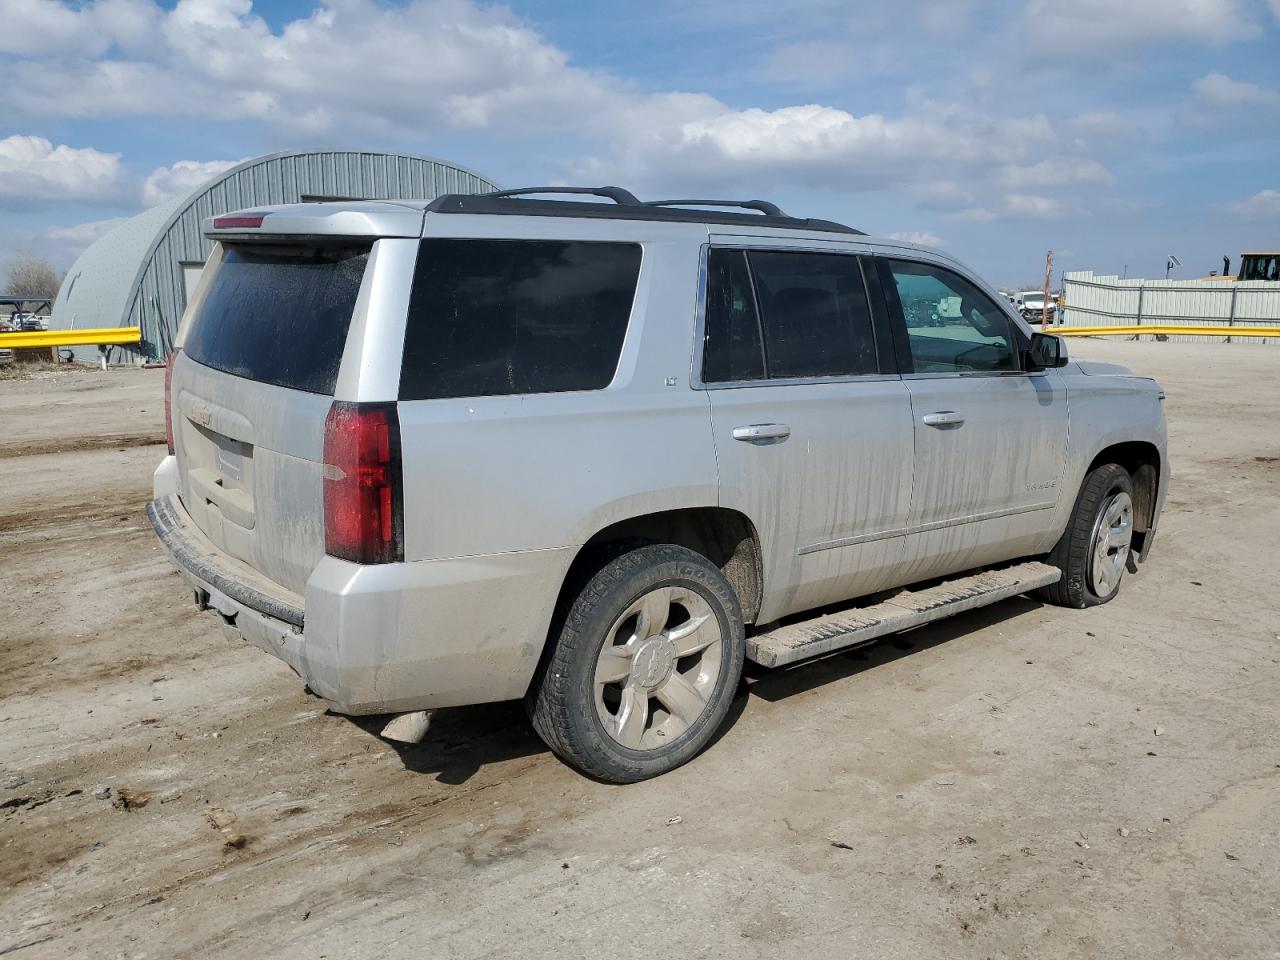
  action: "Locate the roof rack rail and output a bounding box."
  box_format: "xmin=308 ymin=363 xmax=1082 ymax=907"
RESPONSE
xmin=644 ymin=199 xmax=788 ymax=217
xmin=423 ymin=188 xmax=863 ymax=235
xmin=483 ymin=186 xmax=641 ymax=205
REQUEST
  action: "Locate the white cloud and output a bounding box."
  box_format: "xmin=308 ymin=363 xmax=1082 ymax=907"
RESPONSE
xmin=1228 ymin=189 xmax=1280 ymax=219
xmin=1003 ymin=193 xmax=1062 ymax=218
xmin=0 ymin=0 xmax=160 ymax=57
xmin=47 ymin=217 xmax=129 ymax=246
xmin=0 ymin=135 xmax=125 ymax=210
xmin=999 ymin=158 xmax=1114 ymax=189
xmin=3 ymin=0 xmax=613 ymax=133
xmin=1191 ymin=72 xmax=1280 ymax=107
xmin=1068 ymin=112 xmax=1129 ymax=138
xmin=952 ymin=194 xmax=1062 ymax=222
xmin=142 ymin=159 xmax=241 ymax=207
xmin=887 ymin=230 xmax=945 ymax=247
xmin=1026 ymin=0 xmax=1259 ymax=48
xmin=583 ymin=98 xmax=1062 ymax=196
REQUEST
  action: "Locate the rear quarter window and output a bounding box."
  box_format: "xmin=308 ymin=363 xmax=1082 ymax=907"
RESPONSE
xmin=183 ymin=243 xmax=370 ymax=395
xmin=399 ymin=239 xmax=641 ymax=400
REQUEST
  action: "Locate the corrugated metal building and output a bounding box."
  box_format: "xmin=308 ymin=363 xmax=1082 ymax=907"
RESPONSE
xmin=50 ymin=150 xmax=497 ymax=361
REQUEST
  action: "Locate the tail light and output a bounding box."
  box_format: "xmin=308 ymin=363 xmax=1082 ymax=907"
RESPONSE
xmin=164 ymin=350 xmax=177 ymax=454
xmin=323 ymin=401 xmax=403 ymax=564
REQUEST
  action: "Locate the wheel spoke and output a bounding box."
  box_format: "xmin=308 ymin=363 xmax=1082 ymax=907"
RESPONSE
xmin=595 ymin=643 xmax=634 ymax=685
xmin=653 ymin=671 xmax=708 ymax=729
xmin=612 ymin=684 xmax=649 ymax=748
xmin=633 ymin=588 xmax=671 ymax=641
xmin=1095 ymin=533 xmax=1111 ymax=563
xmin=667 ymin=613 xmax=717 ymax=658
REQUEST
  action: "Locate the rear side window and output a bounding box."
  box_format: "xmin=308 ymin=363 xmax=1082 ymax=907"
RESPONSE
xmin=400 ymin=239 xmax=641 ymax=400
xmin=750 ymin=251 xmax=878 ymax=378
xmin=702 ymin=249 xmax=878 ymax=383
xmin=702 ymin=249 xmax=765 ymax=383
xmin=183 ymin=243 xmax=370 ymax=395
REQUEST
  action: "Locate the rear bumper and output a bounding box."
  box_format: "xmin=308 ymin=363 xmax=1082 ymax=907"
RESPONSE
xmin=147 ymin=495 xmax=304 ymax=627
xmin=147 ymin=480 xmax=573 ymax=715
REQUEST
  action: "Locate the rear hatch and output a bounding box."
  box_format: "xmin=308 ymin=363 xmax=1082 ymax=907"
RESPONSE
xmin=170 ymin=239 xmax=372 ymax=596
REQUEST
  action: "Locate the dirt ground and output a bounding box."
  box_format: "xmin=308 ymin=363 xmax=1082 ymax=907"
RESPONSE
xmin=2 ymin=340 xmax=1278 ymax=960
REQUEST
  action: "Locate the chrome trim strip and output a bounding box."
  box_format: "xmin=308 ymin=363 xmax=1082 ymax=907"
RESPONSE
xmin=798 ymin=501 xmax=1057 ymax=556
xmin=900 ymin=371 xmax=1041 ymax=381
xmin=707 ymin=234 xmax=876 ymax=253
xmin=704 ymin=373 xmax=901 ymax=390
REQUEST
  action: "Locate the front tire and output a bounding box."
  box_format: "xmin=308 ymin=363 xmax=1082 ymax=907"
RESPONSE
xmin=527 ymin=544 xmax=745 ymax=783
xmin=1038 ymin=463 xmax=1135 ymax=608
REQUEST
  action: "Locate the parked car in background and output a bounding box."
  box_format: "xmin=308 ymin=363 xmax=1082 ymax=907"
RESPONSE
xmin=0 ymin=318 xmax=13 ymax=366
xmin=1018 ymin=290 xmax=1057 ymax=324
xmin=148 ymin=187 xmax=1168 ymax=782
xmin=11 ymin=313 xmax=48 ymax=332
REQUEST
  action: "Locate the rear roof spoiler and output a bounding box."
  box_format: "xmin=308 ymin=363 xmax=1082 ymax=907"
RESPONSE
xmin=203 ymin=200 xmax=426 ymax=241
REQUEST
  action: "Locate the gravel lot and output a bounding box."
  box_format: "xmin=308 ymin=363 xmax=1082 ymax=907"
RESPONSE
xmin=2 ymin=340 xmax=1277 ymax=959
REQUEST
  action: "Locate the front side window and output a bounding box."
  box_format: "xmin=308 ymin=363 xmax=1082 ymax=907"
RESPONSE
xmin=701 ymin=248 xmax=878 ymax=383
xmin=885 ymin=259 xmax=1020 ymax=373
xmin=400 ymin=239 xmax=641 ymax=400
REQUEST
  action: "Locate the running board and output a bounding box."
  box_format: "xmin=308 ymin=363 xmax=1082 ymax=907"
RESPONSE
xmin=746 ymin=561 xmax=1061 ymax=668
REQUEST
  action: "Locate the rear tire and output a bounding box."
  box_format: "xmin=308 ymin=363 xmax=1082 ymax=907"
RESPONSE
xmin=527 ymin=544 xmax=745 ymax=783
xmin=1038 ymin=463 xmax=1135 ymax=609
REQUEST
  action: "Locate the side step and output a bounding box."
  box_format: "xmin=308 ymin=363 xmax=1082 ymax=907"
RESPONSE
xmin=746 ymin=561 xmax=1061 ymax=668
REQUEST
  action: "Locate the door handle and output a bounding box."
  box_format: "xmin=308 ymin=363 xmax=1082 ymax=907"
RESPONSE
xmin=921 ymin=411 xmax=965 ymax=427
xmin=732 ymin=423 xmax=791 ymax=442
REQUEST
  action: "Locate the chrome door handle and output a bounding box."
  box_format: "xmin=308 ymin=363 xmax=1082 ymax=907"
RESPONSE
xmin=732 ymin=423 xmax=791 ymax=442
xmin=921 ymin=411 xmax=965 ymax=427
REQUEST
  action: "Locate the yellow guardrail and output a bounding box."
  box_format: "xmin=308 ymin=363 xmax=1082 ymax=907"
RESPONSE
xmin=1055 ymin=324 xmax=1280 ymax=338
xmin=0 ymin=326 xmax=142 ymax=349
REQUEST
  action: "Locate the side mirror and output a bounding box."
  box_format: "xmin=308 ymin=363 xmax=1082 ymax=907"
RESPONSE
xmin=1027 ymin=331 xmax=1068 ymax=370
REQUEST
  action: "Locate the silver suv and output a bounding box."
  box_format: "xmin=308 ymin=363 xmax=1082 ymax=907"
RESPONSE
xmin=149 ymin=187 xmax=1168 ymax=782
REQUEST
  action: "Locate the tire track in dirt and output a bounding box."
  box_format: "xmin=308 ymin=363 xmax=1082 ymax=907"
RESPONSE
xmin=0 ymin=433 xmax=164 ymax=459
xmin=0 ymin=495 xmax=153 ymax=538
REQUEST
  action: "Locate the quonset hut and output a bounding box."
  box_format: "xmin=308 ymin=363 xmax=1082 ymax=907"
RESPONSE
xmin=50 ymin=150 xmax=497 ymax=362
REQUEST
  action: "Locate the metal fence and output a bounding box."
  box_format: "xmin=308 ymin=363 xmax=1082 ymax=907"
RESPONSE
xmin=1060 ymin=271 xmax=1280 ymax=344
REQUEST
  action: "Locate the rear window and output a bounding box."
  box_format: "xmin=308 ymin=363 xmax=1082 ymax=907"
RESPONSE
xmin=399 ymin=239 xmax=641 ymax=400
xmin=183 ymin=243 xmax=370 ymax=395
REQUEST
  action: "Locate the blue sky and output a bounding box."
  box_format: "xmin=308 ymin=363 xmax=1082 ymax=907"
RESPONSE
xmin=1 ymin=0 xmax=1278 ymax=288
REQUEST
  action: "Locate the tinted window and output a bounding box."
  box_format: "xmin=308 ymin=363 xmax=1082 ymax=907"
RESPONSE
xmin=748 ymin=251 xmax=878 ymax=379
xmin=400 ymin=239 xmax=641 ymax=400
xmin=184 ymin=244 xmax=369 ymax=395
xmin=702 ymin=249 xmax=765 ymax=383
xmin=886 ymin=259 xmax=1020 ymax=373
